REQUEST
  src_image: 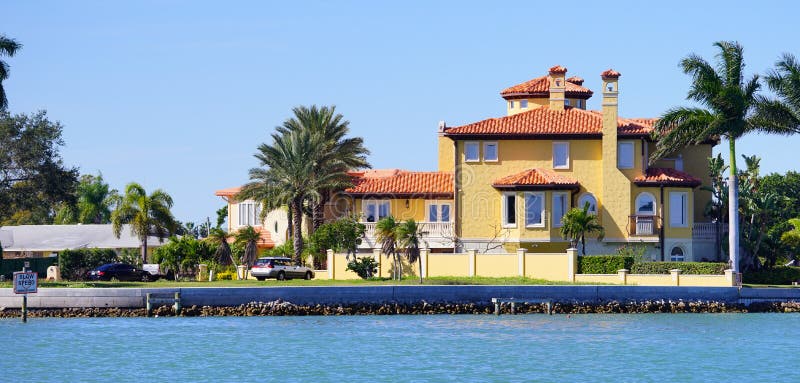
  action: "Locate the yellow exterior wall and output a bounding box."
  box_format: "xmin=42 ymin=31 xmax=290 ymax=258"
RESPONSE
xmin=574 ymin=274 xmax=621 ymax=284
xmin=679 ymin=275 xmax=732 ymax=287
xmin=626 ymin=274 xmax=675 ymax=286
xmin=353 ymin=198 xmax=453 ymax=222
xmin=649 ymin=142 xmax=713 ymax=222
xmin=427 ymin=254 xmax=470 ymax=277
xmin=524 ymin=253 xmax=569 ymax=281
xmin=437 ymin=135 xmax=455 ymax=172
xmin=475 ymin=254 xmax=517 ymax=277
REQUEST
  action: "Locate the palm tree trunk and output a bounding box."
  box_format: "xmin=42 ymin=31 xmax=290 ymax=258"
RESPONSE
xmin=728 ymin=139 xmax=740 ymax=273
xmin=141 ymin=238 xmax=148 ymax=265
xmin=397 ymin=252 xmax=403 ymax=280
xmin=418 ymin=254 xmax=423 ymax=284
xmin=292 ymin=198 xmax=304 ymax=264
xmin=312 ymin=191 xmax=328 ymax=233
xmin=286 ymin=208 xmax=293 ymax=243
xmin=581 ymin=233 xmax=586 ymax=256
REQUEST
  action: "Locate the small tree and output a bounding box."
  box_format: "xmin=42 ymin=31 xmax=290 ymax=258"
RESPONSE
xmin=560 ymin=204 xmax=605 ymax=256
xmin=308 ymin=216 xmax=365 ymax=267
xmin=397 ymin=219 xmax=423 ymax=284
xmin=375 ymin=216 xmax=401 ymax=280
xmin=235 ymin=226 xmax=260 ymax=269
xmin=206 ymin=227 xmax=234 ymax=266
xmin=781 ymin=218 xmax=800 ymax=262
xmin=111 ymin=182 xmax=177 ymax=264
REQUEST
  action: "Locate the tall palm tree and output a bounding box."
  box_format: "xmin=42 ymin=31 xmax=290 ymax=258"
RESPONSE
xmin=206 ymin=227 xmax=234 ymax=266
xmin=235 ymin=225 xmax=260 ymax=269
xmin=77 ymin=174 xmax=117 ymax=224
xmin=0 ymin=35 xmax=22 ymax=110
xmin=111 ymin=182 xmax=177 ymax=263
xmin=397 ymin=219 xmax=423 ymax=283
xmin=651 ymin=41 xmax=797 ymax=273
xmin=757 ymin=53 xmax=800 ymax=132
xmin=376 ymin=216 xmax=401 ymax=280
xmin=560 ymin=205 xmax=605 ymax=256
xmin=275 ymin=105 xmax=370 ymax=231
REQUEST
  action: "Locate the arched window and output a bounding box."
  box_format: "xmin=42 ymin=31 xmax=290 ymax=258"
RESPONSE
xmin=670 ymin=246 xmax=685 ymax=262
xmin=577 ymin=193 xmax=597 ymax=214
xmin=635 ymin=192 xmax=657 ymax=216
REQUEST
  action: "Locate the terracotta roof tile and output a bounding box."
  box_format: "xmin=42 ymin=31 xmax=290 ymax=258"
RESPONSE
xmin=501 ymin=75 xmax=593 ymax=99
xmin=492 ymin=168 xmax=580 ymax=190
xmin=345 ymin=171 xmax=453 ymax=197
xmin=601 ymin=69 xmax=621 ymax=78
xmin=444 ymin=106 xmax=653 ymax=138
xmin=549 ymin=65 xmax=568 ymax=74
xmin=226 ymin=226 xmax=276 ymax=249
xmin=634 ymin=168 xmax=701 ymax=187
xmin=215 ymin=186 xmax=242 ymax=197
xmin=566 ymin=76 xmax=584 ymax=85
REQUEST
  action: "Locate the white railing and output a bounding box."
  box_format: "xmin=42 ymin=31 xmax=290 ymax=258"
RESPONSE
xmin=692 ymin=222 xmax=728 ymax=240
xmin=362 ymin=221 xmax=453 ymax=240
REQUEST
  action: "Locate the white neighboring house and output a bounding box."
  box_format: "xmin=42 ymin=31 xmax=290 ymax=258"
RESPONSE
xmin=0 ymin=224 xmax=168 ymax=259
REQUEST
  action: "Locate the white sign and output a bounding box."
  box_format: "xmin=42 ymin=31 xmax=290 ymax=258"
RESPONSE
xmin=13 ymin=271 xmax=38 ymax=294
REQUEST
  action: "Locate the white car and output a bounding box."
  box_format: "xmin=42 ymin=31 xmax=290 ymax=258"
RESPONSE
xmin=250 ymin=257 xmax=314 ymax=281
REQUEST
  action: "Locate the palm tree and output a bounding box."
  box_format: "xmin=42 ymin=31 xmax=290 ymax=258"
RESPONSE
xmin=235 ymin=225 xmax=260 ymax=269
xmin=651 ymin=41 xmax=797 ymax=273
xmin=376 ymin=216 xmax=401 ymax=280
xmin=560 ymin=204 xmax=605 ymax=256
xmin=206 ymin=227 xmax=234 ymax=266
xmin=397 ymin=219 xmax=423 ymax=283
xmin=111 ymin=182 xmax=177 ymax=264
xmin=77 ymin=174 xmax=117 ymax=224
xmin=757 ymin=53 xmax=800 ymax=132
xmin=275 ymin=105 xmax=370 ymax=231
xmin=0 ymin=35 xmax=22 ymax=110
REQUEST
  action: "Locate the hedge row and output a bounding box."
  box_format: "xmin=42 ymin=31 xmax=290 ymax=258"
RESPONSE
xmin=743 ymin=266 xmax=800 ymax=285
xmin=578 ymin=256 xmax=634 ymax=274
xmin=630 ymin=262 xmax=728 ymax=275
xmin=578 ymin=256 xmax=727 ymax=275
xmin=0 ymin=257 xmax=58 ymax=279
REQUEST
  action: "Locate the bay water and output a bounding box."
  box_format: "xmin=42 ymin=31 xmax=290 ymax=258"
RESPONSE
xmin=1 ymin=313 xmax=798 ymax=382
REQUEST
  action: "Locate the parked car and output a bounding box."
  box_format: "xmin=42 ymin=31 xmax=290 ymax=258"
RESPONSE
xmin=250 ymin=257 xmax=314 ymax=281
xmin=87 ymin=263 xmax=153 ymax=282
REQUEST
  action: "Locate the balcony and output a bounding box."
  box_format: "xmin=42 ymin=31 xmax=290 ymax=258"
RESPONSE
xmin=628 ymin=215 xmax=661 ymax=237
xmin=361 ymin=221 xmax=454 ymax=249
xmin=692 ymin=222 xmax=728 ymax=240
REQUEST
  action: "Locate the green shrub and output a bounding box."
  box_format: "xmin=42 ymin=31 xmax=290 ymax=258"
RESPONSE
xmin=743 ymin=266 xmax=800 ymax=285
xmin=216 ymin=271 xmax=235 ymax=280
xmin=58 ymin=249 xmax=118 ymax=280
xmin=0 ymin=257 xmax=58 ymax=279
xmin=630 ymin=262 xmax=727 ymax=275
xmin=346 ymin=256 xmax=379 ymax=279
xmin=578 ymin=255 xmax=634 ymax=274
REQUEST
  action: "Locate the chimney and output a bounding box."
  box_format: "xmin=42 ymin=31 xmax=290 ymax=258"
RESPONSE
xmin=600 ymin=68 xmax=627 ymax=241
xmin=548 ymin=65 xmax=567 ymax=111
xmin=600 ymin=69 xmax=620 ymax=138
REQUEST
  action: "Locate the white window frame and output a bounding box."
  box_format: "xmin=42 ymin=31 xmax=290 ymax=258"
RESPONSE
xmin=465 ymin=141 xmax=480 ymax=162
xmin=426 ymin=201 xmax=453 ymax=222
xmin=524 ymin=192 xmax=546 ymax=228
xmin=618 ymin=141 xmax=635 ymax=169
xmin=577 ymin=193 xmax=597 ymax=214
xmin=670 ymin=246 xmax=685 ymax=262
xmin=520 ymin=99 xmax=528 ymax=109
xmin=552 ymin=192 xmax=569 ymax=228
xmin=362 ymin=199 xmax=390 ymax=223
xmin=501 ymin=192 xmax=517 ymax=228
xmin=238 ymin=201 xmax=262 ymax=227
xmin=483 ymin=142 xmax=498 ymax=162
xmin=635 ymin=192 xmax=657 ymax=216
xmin=552 ymin=141 xmax=569 ymax=169
xmin=509 ymin=100 xmax=515 ymax=109
xmin=669 ymin=191 xmax=688 ymax=228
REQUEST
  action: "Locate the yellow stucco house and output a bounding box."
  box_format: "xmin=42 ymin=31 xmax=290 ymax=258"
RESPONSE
xmin=216 ymin=65 xmax=719 ymax=262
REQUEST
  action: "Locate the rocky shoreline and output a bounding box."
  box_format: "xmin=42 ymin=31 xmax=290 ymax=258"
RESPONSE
xmin=2 ymin=299 xmax=800 ymax=318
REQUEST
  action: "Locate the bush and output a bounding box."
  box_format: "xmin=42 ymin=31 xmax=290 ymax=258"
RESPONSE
xmin=743 ymin=266 xmax=800 ymax=285
xmin=346 ymin=256 xmax=378 ymax=279
xmin=578 ymin=255 xmax=634 ymax=274
xmin=0 ymin=257 xmax=58 ymax=279
xmin=216 ymin=271 xmax=235 ymax=280
xmin=630 ymin=262 xmax=727 ymax=275
xmin=58 ymin=249 xmax=118 ymax=280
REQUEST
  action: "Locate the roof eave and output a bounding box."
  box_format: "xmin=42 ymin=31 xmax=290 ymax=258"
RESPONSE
xmin=491 ymin=183 xmax=580 ymax=191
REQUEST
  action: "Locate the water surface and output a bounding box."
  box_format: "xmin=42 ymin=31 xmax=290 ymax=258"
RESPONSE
xmin=1 ymin=314 xmax=797 ymax=382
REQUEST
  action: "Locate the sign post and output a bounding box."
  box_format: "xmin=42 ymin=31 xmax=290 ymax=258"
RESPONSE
xmin=13 ymin=265 xmax=38 ymax=323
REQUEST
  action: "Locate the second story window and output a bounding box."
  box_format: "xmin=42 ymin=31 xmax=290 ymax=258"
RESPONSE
xmin=238 ymin=201 xmax=261 ymax=226
xmin=669 ymin=192 xmax=688 ymax=227
xmin=427 ymin=201 xmax=452 ymax=222
xmin=483 ymin=142 xmax=498 ymax=162
xmin=363 ymin=200 xmax=390 ymax=223
xmin=465 ymin=142 xmax=479 ymax=162
xmin=502 ymin=193 xmax=516 ymax=228
xmin=520 ymin=100 xmax=528 ymax=109
xmin=553 ymin=142 xmax=569 ymax=169
xmin=618 ymin=141 xmax=635 ymax=169
xmin=552 ymin=192 xmax=568 ymax=227
xmin=524 ymin=192 xmax=545 ymax=228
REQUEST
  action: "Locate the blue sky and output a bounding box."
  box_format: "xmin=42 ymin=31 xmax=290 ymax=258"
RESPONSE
xmin=4 ymin=1 xmax=799 ymax=224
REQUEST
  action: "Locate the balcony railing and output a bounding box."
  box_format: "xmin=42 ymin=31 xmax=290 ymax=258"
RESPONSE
xmin=363 ymin=221 xmax=454 ymax=240
xmin=692 ymin=222 xmax=728 ymax=240
xmin=628 ymin=215 xmax=661 ymax=236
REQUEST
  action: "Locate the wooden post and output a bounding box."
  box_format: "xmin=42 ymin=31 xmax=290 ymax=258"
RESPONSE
xmin=22 ymin=294 xmax=27 ymax=323
xmin=174 ymin=292 xmax=182 ymax=315
xmin=146 ymin=293 xmax=153 ymax=317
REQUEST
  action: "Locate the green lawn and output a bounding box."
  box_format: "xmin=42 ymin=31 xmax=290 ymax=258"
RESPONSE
xmin=0 ymin=275 xmax=594 ymax=288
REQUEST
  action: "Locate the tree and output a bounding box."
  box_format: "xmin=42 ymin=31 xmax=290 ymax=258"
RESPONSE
xmin=275 ymin=105 xmax=370 ymax=231
xmin=235 ymin=225 xmax=260 ymax=269
xmin=54 ymin=173 xmax=118 ymax=224
xmin=375 ymin=216 xmax=401 ymax=280
xmin=781 ymin=218 xmax=800 ymax=260
xmin=756 ymin=53 xmax=800 ymax=133
xmin=215 ymin=205 xmax=228 ymax=228
xmin=560 ymin=204 xmax=605 ymax=256
xmin=152 ymin=236 xmax=214 ymax=281
xmin=0 ymin=34 xmax=22 ymax=110
xmin=111 ymin=182 xmax=177 ymax=264
xmin=307 ymin=215 xmax=366 ymax=266
xmin=206 ymin=227 xmax=234 ymax=266
xmin=0 ymin=111 xmax=79 ymax=224
xmin=737 ymin=155 xmax=785 ymax=269
xmin=397 ymin=219 xmax=423 ymax=283
xmin=651 ymin=41 xmax=797 ymax=273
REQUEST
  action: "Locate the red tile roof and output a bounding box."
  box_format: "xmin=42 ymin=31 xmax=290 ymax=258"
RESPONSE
xmin=226 ymin=226 xmax=276 ymax=249
xmin=501 ymin=75 xmax=594 ymax=99
xmin=566 ymin=76 xmax=584 ymax=85
xmin=549 ymin=65 xmax=568 ymax=74
xmin=601 ymin=69 xmax=621 ymax=78
xmin=634 ymin=168 xmax=702 ymax=187
xmin=492 ymin=168 xmax=580 ymax=190
xmin=444 ymin=106 xmax=653 ymax=138
xmin=215 ymin=186 xmax=242 ymax=197
xmin=345 ymin=171 xmax=454 ymax=197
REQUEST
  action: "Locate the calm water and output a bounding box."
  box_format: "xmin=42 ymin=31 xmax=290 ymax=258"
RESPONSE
xmin=1 ymin=314 xmax=798 ymax=382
